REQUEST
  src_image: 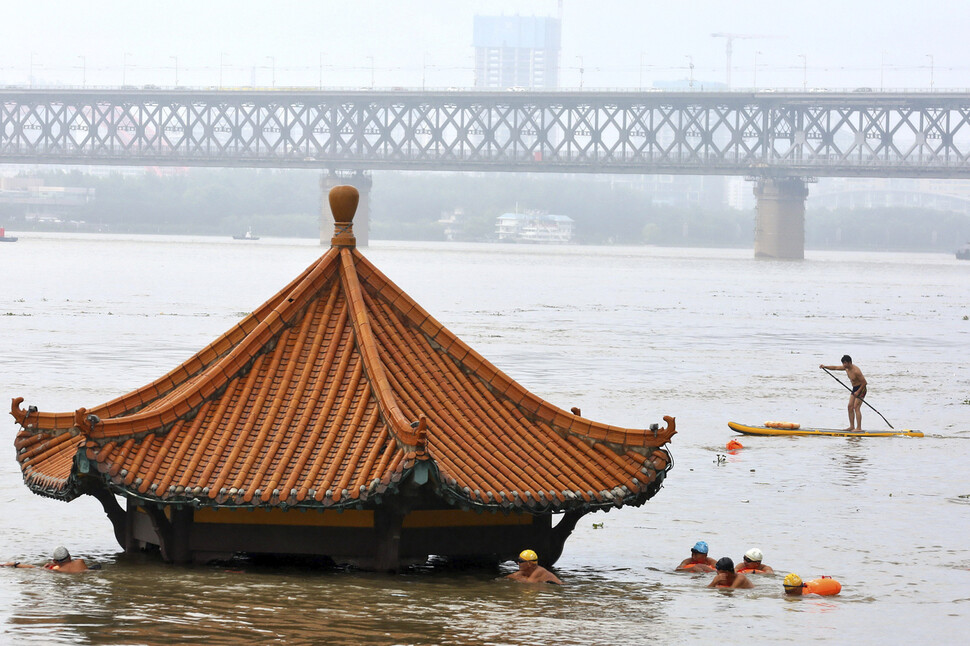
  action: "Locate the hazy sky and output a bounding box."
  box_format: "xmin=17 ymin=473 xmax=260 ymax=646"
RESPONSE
xmin=1 ymin=0 xmax=966 ymax=90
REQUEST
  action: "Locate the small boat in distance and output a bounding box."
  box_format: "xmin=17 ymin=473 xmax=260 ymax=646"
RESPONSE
xmin=957 ymin=242 xmax=970 ymax=260
xmin=0 ymin=227 xmax=18 ymax=243
xmin=232 ymin=228 xmax=259 ymax=241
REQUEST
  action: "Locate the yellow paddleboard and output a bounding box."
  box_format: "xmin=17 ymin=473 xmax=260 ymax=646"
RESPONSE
xmin=728 ymin=421 xmax=923 ymax=438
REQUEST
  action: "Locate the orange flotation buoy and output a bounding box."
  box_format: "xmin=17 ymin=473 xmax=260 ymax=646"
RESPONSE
xmin=804 ymin=576 xmax=841 ymax=596
xmin=765 ymin=421 xmax=801 ymax=430
xmin=679 ymin=562 xmax=713 ymax=571
xmin=726 ymin=439 xmax=743 ymax=450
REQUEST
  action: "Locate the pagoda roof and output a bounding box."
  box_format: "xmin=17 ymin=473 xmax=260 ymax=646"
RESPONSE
xmin=11 ymin=186 xmax=674 ymax=514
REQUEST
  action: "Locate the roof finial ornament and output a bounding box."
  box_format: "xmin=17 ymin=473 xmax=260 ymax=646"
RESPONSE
xmin=329 ymin=185 xmax=359 ymax=248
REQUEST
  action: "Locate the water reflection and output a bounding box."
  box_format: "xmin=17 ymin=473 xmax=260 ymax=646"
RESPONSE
xmin=833 ymin=439 xmax=870 ymax=487
xmin=3 ymin=561 xmax=677 ymax=646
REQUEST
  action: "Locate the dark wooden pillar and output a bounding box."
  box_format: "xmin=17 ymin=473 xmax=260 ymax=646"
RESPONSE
xmin=373 ymin=507 xmax=405 ymax=573
xmin=123 ymin=501 xmax=137 ymax=553
xmin=170 ymin=507 xmax=193 ymax=564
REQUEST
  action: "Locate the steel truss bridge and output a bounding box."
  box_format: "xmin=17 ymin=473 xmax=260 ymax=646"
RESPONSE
xmin=3 ymin=88 xmax=970 ymax=178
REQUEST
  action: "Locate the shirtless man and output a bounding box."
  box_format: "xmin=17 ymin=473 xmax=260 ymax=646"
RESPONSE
xmin=44 ymin=547 xmax=89 ymax=573
xmin=707 ymin=557 xmax=754 ymax=589
xmin=677 ymin=541 xmax=717 ymax=572
xmin=820 ymin=355 xmax=867 ymax=431
xmin=2 ymin=546 xmax=89 ymax=573
xmin=735 ymin=548 xmax=774 ymax=575
xmin=506 ymin=549 xmax=563 ymax=585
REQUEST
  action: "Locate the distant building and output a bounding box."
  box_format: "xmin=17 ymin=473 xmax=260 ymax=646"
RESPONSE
xmin=473 ymin=15 xmax=561 ymax=89
xmin=438 ymin=208 xmax=462 ymax=241
xmin=0 ymin=177 xmax=95 ymax=223
xmin=496 ymin=212 xmax=574 ymax=243
xmin=726 ymin=177 xmax=756 ymax=210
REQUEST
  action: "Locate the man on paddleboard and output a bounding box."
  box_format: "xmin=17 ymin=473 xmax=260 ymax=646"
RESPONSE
xmin=820 ymin=355 xmax=867 ymax=431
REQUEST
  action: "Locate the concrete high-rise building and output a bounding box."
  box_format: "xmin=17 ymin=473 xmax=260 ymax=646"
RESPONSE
xmin=473 ymin=15 xmax=561 ymax=89
xmin=726 ymin=177 xmax=756 ymax=210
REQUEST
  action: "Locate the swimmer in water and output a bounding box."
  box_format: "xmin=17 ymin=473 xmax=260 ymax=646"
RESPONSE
xmin=677 ymin=541 xmax=717 ymax=572
xmin=506 ymin=549 xmax=563 ymax=585
xmin=708 ymin=557 xmax=754 ymax=589
xmin=735 ymin=548 xmax=774 ymax=574
xmin=783 ymin=573 xmax=841 ymax=596
xmin=2 ymin=546 xmax=90 ymax=573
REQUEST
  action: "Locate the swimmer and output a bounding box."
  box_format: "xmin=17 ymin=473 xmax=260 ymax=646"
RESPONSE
xmin=735 ymin=548 xmax=774 ymax=574
xmin=677 ymin=541 xmax=717 ymax=572
xmin=708 ymin=557 xmax=754 ymax=589
xmin=44 ymin=547 xmax=89 ymax=573
xmin=783 ymin=573 xmax=841 ymax=596
xmin=506 ymin=549 xmax=563 ymax=585
xmin=2 ymin=546 xmax=90 ymax=573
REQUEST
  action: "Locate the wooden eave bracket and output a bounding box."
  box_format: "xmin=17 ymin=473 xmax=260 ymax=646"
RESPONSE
xmin=8 ymin=397 xmax=79 ymax=436
xmin=613 ymin=415 xmax=677 ymax=454
xmin=10 ymin=397 xmax=28 ymax=426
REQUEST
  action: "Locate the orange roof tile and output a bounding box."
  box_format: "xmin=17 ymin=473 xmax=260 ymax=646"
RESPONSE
xmin=11 ymin=185 xmax=675 ymax=513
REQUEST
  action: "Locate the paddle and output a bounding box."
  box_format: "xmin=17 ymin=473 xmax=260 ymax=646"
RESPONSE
xmin=821 ymin=367 xmax=894 ymax=429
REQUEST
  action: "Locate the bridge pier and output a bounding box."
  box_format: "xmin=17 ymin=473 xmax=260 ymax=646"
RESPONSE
xmin=321 ymin=171 xmax=371 ymax=246
xmin=753 ymin=177 xmax=808 ymax=259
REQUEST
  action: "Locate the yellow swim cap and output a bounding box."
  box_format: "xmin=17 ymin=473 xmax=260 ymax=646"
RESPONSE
xmin=783 ymin=573 xmax=803 ymax=588
xmin=518 ymin=549 xmax=538 ymax=562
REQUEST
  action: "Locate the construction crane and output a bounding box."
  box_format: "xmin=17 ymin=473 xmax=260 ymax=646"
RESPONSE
xmin=711 ymin=33 xmax=770 ymax=89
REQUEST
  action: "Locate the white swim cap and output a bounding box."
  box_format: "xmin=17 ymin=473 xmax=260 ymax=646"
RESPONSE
xmin=744 ymin=548 xmax=763 ymax=562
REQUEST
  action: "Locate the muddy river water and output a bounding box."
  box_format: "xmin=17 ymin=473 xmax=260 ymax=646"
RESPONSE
xmin=1 ymin=234 xmax=967 ymax=644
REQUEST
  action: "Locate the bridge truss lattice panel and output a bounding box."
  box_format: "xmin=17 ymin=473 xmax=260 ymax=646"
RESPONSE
xmin=2 ymin=90 xmax=970 ymax=177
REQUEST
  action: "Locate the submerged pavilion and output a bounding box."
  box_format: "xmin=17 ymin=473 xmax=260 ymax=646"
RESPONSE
xmin=11 ymin=186 xmax=675 ymax=570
